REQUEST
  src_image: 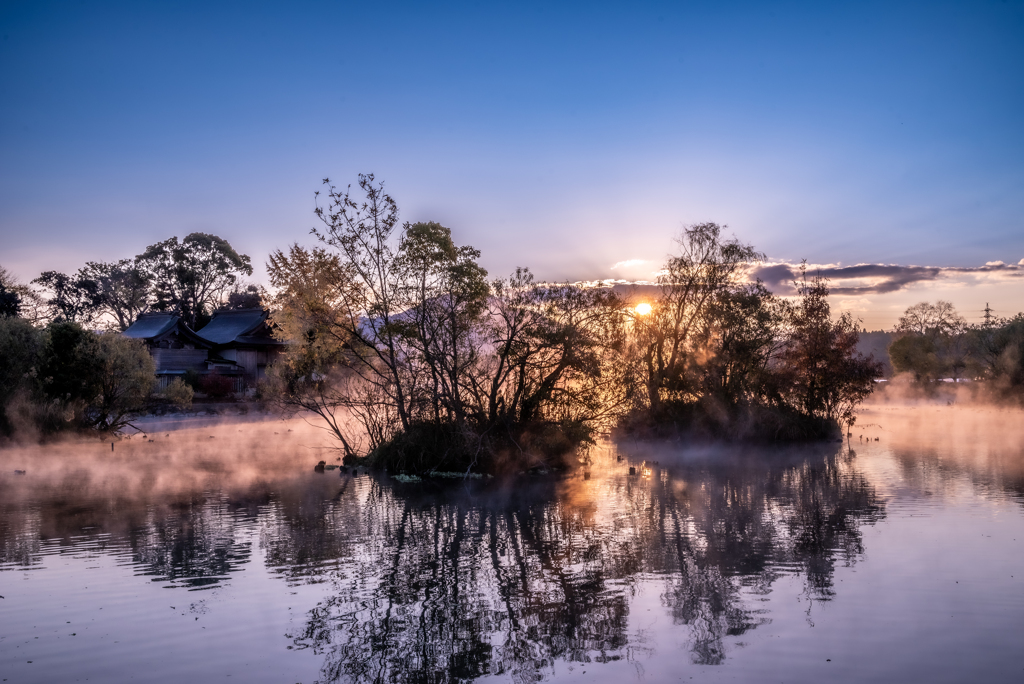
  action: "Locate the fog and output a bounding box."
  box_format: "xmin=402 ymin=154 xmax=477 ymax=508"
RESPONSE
xmin=0 ymin=414 xmax=338 ymax=509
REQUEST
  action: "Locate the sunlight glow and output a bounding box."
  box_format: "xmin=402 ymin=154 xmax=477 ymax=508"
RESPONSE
xmin=634 ymin=302 xmax=652 ymax=316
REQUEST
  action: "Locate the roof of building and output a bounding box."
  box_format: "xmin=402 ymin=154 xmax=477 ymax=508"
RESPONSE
xmin=122 ymin=312 xmax=212 ymax=347
xmin=122 ymin=313 xmax=182 ymax=339
xmin=196 ymin=308 xmax=284 ymax=346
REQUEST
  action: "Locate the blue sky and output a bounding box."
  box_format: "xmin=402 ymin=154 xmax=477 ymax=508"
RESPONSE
xmin=2 ymin=0 xmax=1022 ymax=326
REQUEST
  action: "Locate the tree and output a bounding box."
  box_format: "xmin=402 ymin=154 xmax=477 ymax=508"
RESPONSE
xmin=310 ymin=174 xmax=415 ymax=432
xmin=32 ymin=270 xmax=102 ymax=324
xmin=694 ymin=281 xmax=791 ymax=407
xmin=398 ymin=221 xmax=490 ymax=426
xmin=83 ymin=259 xmax=152 ymax=330
xmin=0 ymin=316 xmax=44 ymax=436
xmin=895 ymin=301 xmax=964 ymax=335
xmin=268 ymin=175 xmax=623 ymax=469
xmin=889 ymin=334 xmax=941 ymax=382
xmin=34 ymin=323 xmax=157 ymax=434
xmin=482 ymin=270 xmax=626 ymax=433
xmin=38 ymin=321 xmax=103 ymax=409
xmin=265 ymin=243 xmax=366 ymax=457
xmin=972 ymin=313 xmax=1024 ymax=392
xmin=890 ymin=301 xmax=972 ymax=381
xmin=86 ymin=334 xmax=157 ymax=432
xmin=0 ymin=282 xmax=20 ymax=318
xmin=780 ymin=268 xmax=881 ymax=432
xmin=634 ymin=223 xmax=762 ymax=411
xmin=138 ymin=233 xmax=253 ymax=329
xmin=224 ymin=284 xmax=264 ymax=309
xmin=0 ymin=265 xmax=46 ymax=324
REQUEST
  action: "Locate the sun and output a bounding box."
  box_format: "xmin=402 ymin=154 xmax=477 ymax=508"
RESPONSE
xmin=634 ymin=302 xmax=652 ymax=316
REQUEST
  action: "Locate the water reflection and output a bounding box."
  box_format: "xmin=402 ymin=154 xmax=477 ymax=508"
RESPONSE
xmin=0 ymin=440 xmax=885 ymax=678
xmin=284 ymin=444 xmax=885 ymax=681
xmin=864 ymin=405 xmax=1024 ymax=506
xmin=3 ymin=410 xmax=1024 ymax=683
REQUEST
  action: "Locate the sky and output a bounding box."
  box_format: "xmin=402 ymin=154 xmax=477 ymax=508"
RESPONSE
xmin=1 ymin=0 xmax=1022 ymax=328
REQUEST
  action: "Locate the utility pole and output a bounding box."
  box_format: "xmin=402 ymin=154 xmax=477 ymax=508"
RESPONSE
xmin=983 ymin=303 xmax=993 ymax=326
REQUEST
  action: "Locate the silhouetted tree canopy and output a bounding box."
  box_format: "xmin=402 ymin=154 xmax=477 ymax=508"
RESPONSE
xmin=32 ymin=270 xmax=102 ymax=324
xmin=0 ymin=282 xmax=20 ymax=318
xmin=225 ymin=284 xmax=263 ymax=310
xmin=264 ymin=176 xmax=884 ymax=472
xmin=139 ymin=232 xmax=253 ymax=329
xmin=83 ymin=258 xmax=152 ymax=330
xmin=266 ymin=174 xmax=627 ymax=469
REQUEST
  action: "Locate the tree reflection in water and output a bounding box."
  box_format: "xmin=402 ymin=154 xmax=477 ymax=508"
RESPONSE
xmin=293 ymin=443 xmax=885 ymax=681
xmin=0 ymin=441 xmax=884 ymax=680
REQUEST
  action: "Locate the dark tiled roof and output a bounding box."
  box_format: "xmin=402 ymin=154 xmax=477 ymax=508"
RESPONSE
xmin=196 ymin=308 xmax=281 ymax=345
xmin=122 ymin=313 xmax=178 ymax=339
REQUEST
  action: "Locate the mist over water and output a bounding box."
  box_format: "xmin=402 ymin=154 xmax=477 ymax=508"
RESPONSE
xmin=1 ymin=407 xmax=1022 ymax=683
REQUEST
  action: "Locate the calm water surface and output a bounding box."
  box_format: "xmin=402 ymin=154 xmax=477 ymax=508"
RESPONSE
xmin=1 ymin=405 xmax=1022 ymax=683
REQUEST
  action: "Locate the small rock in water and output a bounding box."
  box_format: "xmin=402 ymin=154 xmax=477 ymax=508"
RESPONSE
xmin=14 ymin=470 xmax=26 ymax=475
xmin=314 ymin=461 xmax=326 ymax=473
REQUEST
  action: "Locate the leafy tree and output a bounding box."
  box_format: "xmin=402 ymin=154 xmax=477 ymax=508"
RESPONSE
xmin=138 ymin=233 xmax=253 ymax=329
xmin=265 ymin=243 xmax=365 ymax=457
xmin=695 ymin=281 xmax=791 ymax=407
xmin=889 ymin=301 xmax=972 ymax=381
xmin=86 ymin=334 xmax=157 ymax=432
xmin=398 ymin=221 xmax=490 ymax=426
xmin=268 ymin=175 xmax=624 ymax=469
xmin=0 ymin=282 xmax=20 ymax=318
xmin=972 ymin=313 xmax=1024 ymax=392
xmin=32 ymin=270 xmax=102 ymax=324
xmin=633 ymin=223 xmax=762 ymax=411
xmin=161 ymin=377 xmax=194 ymax=409
xmin=0 ymin=316 xmax=44 ymax=435
xmin=33 ymin=323 xmax=157 ymax=433
xmin=224 ymin=284 xmax=264 ymax=309
xmin=888 ymin=334 xmax=942 ymax=382
xmin=0 ymin=265 xmax=46 ymax=324
xmin=780 ymin=268 xmax=881 ymax=432
xmin=83 ymin=258 xmax=152 ymax=330
xmin=39 ymin=321 xmax=103 ymax=407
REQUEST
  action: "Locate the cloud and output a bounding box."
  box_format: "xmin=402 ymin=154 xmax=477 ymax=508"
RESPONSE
xmin=610 ymin=259 xmax=649 ymax=270
xmin=748 ymin=260 xmax=1024 ymax=296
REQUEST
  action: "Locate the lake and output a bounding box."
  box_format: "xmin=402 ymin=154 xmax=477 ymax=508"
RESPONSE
xmin=1 ymin=404 xmax=1022 ymax=683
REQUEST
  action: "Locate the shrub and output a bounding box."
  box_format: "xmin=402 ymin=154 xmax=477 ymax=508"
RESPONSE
xmin=197 ymin=372 xmax=236 ymax=398
xmin=162 ymin=377 xmax=194 ymax=409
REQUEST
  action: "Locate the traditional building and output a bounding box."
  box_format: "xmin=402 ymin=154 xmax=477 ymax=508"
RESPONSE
xmin=122 ymin=312 xmax=217 ymax=388
xmin=123 ymin=308 xmax=284 ymax=391
xmin=194 ymin=308 xmax=285 ymax=383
